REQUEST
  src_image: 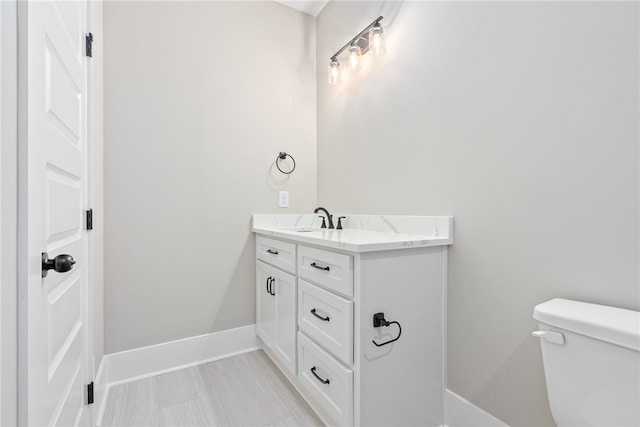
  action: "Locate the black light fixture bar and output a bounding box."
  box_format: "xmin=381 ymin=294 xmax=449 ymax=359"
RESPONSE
xmin=330 ymin=16 xmax=383 ymax=61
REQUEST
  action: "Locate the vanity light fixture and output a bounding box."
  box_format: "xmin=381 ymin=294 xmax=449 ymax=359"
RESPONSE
xmin=348 ymin=45 xmax=362 ymax=72
xmin=328 ymin=16 xmax=386 ymax=86
xmin=369 ymin=21 xmax=386 ymax=56
xmin=328 ymin=59 xmax=341 ymax=85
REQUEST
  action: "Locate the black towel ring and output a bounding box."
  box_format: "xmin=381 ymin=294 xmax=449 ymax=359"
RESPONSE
xmin=276 ymin=152 xmax=296 ymax=175
xmin=371 ymin=313 xmax=402 ymax=347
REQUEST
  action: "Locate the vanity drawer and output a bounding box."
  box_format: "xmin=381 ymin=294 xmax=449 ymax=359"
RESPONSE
xmin=298 ymin=332 xmax=353 ymax=427
xmin=298 ymin=246 xmax=353 ymax=297
xmin=256 ymin=236 xmax=296 ymax=274
xmin=299 ymin=280 xmax=353 ymax=364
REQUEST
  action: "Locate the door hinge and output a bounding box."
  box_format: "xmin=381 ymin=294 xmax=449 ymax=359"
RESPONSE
xmin=87 ymin=382 xmax=94 ymax=405
xmin=86 ymin=209 xmax=93 ymax=230
xmin=85 ymin=33 xmax=93 ymax=57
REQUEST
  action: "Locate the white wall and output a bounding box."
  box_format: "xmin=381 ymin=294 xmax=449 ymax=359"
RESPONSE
xmin=0 ymin=0 xmax=18 ymax=424
xmin=316 ymin=2 xmax=639 ymax=425
xmin=104 ymin=1 xmax=317 ymax=353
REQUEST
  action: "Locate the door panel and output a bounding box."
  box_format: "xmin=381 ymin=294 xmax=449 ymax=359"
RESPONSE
xmin=46 ymin=168 xmax=82 ymax=243
xmin=45 ymin=43 xmax=81 ymax=145
xmin=47 ymin=274 xmax=82 ymax=370
xmin=55 ymin=366 xmax=84 ymax=426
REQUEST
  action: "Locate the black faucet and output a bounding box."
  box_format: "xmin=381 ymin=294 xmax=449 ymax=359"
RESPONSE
xmin=314 ymin=207 xmax=335 ymax=229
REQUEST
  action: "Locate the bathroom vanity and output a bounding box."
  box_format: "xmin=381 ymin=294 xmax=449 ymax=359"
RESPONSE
xmin=252 ymin=214 xmax=453 ymax=427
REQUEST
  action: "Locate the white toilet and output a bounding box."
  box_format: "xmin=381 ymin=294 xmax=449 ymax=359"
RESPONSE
xmin=532 ymin=298 xmax=640 ymax=426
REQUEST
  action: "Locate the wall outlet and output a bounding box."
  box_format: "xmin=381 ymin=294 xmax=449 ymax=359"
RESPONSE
xmin=279 ymin=191 xmax=289 ymax=208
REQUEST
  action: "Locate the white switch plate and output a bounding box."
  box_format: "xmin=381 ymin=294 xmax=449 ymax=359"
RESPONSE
xmin=279 ymin=191 xmax=289 ymax=208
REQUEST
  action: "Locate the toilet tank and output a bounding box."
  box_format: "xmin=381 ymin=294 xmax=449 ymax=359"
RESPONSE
xmin=533 ymin=298 xmax=640 ymax=427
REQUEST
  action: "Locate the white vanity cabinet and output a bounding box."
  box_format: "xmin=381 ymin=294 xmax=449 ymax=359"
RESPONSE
xmin=253 ymin=215 xmax=452 ymax=427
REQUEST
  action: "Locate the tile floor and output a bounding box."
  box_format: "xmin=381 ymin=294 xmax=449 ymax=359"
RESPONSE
xmin=101 ymin=350 xmax=324 ymax=427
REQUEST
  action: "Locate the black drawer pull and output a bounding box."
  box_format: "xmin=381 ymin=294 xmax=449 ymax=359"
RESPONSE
xmin=310 ymin=262 xmax=330 ymax=271
xmin=310 ymin=308 xmax=330 ymax=322
xmin=310 ymin=366 xmax=330 ymax=385
xmin=267 ymin=249 xmax=279 ymax=255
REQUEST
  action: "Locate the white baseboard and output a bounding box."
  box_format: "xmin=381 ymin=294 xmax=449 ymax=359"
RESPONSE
xmin=445 ymin=389 xmax=509 ymax=427
xmin=103 ymin=324 xmax=259 ymax=385
xmin=94 ymin=324 xmax=260 ymax=426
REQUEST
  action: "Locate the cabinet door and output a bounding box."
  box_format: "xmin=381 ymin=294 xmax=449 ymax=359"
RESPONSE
xmin=273 ymin=269 xmax=297 ymax=375
xmin=256 ymin=261 xmax=275 ymax=348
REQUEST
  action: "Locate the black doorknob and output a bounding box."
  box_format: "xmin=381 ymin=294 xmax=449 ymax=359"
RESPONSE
xmin=42 ymin=253 xmax=76 ymax=278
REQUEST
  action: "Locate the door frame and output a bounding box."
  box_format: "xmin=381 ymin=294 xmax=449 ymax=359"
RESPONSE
xmin=1 ymin=0 xmax=18 ymax=425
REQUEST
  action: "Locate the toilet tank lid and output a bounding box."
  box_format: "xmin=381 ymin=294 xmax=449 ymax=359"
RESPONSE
xmin=533 ymin=298 xmax=640 ymax=351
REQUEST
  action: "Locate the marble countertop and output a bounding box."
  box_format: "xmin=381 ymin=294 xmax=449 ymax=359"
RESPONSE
xmin=252 ymin=214 xmax=453 ymax=252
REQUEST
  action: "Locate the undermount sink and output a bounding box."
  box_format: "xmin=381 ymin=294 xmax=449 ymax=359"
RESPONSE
xmin=279 ymin=227 xmax=319 ymax=233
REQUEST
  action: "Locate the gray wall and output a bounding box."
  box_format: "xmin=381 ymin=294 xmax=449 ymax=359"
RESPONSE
xmin=104 ymin=1 xmax=317 ymax=353
xmin=316 ymin=2 xmax=639 ymax=426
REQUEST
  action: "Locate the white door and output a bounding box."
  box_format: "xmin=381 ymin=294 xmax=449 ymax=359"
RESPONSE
xmin=22 ymin=0 xmax=92 ymax=425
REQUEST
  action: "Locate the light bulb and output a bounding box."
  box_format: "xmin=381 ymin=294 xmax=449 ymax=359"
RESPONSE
xmin=369 ymin=23 xmax=386 ymax=56
xmin=348 ymin=45 xmax=362 ymax=72
xmin=328 ymin=59 xmax=341 ymax=86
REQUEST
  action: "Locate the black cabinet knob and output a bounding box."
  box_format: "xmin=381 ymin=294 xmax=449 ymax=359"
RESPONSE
xmin=42 ymin=253 xmax=76 ymax=278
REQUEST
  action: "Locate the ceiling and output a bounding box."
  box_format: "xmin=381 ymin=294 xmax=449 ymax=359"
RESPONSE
xmin=274 ymin=0 xmax=329 ymax=16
